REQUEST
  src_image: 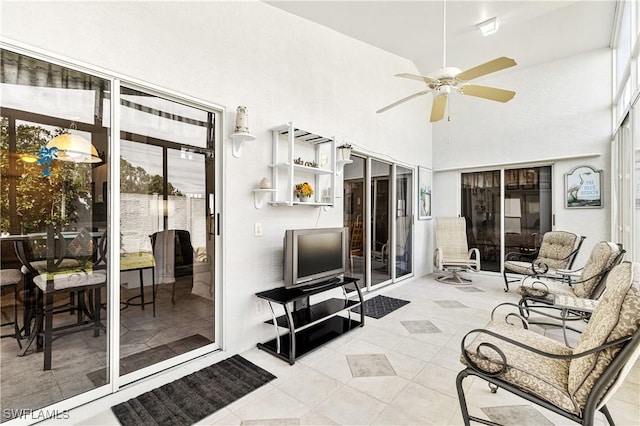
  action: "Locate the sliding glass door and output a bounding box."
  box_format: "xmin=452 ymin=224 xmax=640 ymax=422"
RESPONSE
xmin=461 ymin=166 xmax=552 ymax=272
xmin=395 ymin=165 xmax=413 ymax=279
xmin=1 ymin=49 xmax=112 ymax=416
xmin=344 ymin=155 xmax=414 ymax=289
xmin=117 ymin=86 xmax=217 ymax=381
xmin=0 ymin=48 xmax=222 ymax=417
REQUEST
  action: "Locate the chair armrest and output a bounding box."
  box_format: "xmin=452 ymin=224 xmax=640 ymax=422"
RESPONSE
xmin=460 ymin=326 xmax=632 ymax=377
xmin=433 ymin=248 xmax=443 ymax=269
xmin=505 ymin=250 xmax=538 ymax=262
xmin=490 ymin=301 xmax=584 ymax=326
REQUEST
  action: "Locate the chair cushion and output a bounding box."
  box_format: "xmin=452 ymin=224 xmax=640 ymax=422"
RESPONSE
xmin=572 ymin=241 xmax=620 ymax=298
xmin=0 ymin=269 xmax=22 ymax=286
xmin=505 ymin=260 xmax=535 ymax=275
xmin=460 ymin=321 xmax=577 ymax=414
xmin=537 ymin=231 xmax=578 ymax=270
xmin=21 ymin=258 xmax=82 ymax=275
xmin=516 ymin=277 xmax=576 ymax=300
xmin=568 ymin=262 xmax=640 ymax=411
xmin=33 ymin=270 xmax=107 ymax=292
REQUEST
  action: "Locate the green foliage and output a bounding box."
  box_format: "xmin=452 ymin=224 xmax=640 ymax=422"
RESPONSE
xmin=120 ymin=157 xmax=182 ymax=196
xmin=1 ymin=118 xmax=182 ymax=233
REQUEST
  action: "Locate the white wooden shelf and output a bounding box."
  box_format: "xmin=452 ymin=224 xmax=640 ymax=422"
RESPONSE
xmin=268 ymin=122 xmax=336 ymax=207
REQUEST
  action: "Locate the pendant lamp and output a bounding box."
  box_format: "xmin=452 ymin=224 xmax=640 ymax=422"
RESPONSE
xmin=46 ymin=124 xmax=102 ymax=163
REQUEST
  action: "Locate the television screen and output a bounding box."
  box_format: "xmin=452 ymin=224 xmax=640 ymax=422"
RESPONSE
xmin=297 ymin=232 xmax=343 ymax=278
xmin=284 ymin=227 xmax=347 ymax=288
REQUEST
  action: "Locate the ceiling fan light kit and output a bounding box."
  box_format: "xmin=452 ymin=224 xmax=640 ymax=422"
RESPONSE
xmin=377 ymin=0 xmax=516 ymax=122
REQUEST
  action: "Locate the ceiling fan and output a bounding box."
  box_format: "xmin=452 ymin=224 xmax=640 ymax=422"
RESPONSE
xmin=376 ymin=0 xmax=517 ymax=122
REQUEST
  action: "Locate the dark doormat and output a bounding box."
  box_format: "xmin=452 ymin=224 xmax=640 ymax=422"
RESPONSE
xmin=351 ymin=295 xmax=410 ymax=319
xmin=111 ymin=354 xmax=276 ymax=426
xmin=87 ymin=334 xmax=212 ymax=387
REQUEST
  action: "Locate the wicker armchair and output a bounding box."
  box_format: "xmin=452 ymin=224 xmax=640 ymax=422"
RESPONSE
xmin=456 ymin=261 xmax=640 ymax=425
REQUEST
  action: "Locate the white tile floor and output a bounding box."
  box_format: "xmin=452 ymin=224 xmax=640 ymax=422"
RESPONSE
xmin=77 ymin=272 xmax=640 ymax=425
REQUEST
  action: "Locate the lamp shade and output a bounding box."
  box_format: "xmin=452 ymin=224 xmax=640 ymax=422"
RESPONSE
xmin=46 ymin=133 xmax=102 ymax=163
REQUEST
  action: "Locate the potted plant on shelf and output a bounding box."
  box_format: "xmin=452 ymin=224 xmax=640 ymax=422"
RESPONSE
xmin=294 ymin=182 xmax=314 ymax=202
xmin=337 ymin=143 xmax=352 ymax=161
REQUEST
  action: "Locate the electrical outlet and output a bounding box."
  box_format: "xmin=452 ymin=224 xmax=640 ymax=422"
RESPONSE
xmin=255 ymin=300 xmax=263 ymax=315
xmin=254 ymin=222 xmax=263 ymax=237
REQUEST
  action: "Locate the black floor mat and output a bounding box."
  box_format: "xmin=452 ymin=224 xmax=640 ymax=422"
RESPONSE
xmin=351 ymin=295 xmax=410 ymax=319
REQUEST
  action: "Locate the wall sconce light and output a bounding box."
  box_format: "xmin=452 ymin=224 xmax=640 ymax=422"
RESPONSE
xmin=476 ymin=17 xmax=500 ymax=36
xmin=46 ymin=123 xmax=102 ymax=163
xmin=230 ymin=106 xmax=255 ymax=158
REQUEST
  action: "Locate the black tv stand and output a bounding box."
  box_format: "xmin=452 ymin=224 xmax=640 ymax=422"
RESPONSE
xmin=299 ymin=277 xmax=341 ymax=292
xmin=255 ymin=277 xmax=363 ymax=365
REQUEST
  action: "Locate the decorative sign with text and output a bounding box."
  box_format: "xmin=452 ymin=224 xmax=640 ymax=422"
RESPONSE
xmin=565 ymin=165 xmax=603 ymax=208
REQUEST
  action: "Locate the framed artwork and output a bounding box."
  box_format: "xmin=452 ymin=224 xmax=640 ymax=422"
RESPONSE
xmin=565 ymin=165 xmax=603 ymax=208
xmin=418 ymin=166 xmax=432 ymax=220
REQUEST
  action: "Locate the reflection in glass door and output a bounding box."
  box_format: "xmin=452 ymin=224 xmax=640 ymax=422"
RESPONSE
xmin=395 ymin=166 xmax=413 ymax=279
xmin=461 ymin=166 xmax=552 ymax=272
xmin=344 ymin=156 xmax=414 ymax=289
xmin=370 ymin=160 xmax=391 ymax=286
xmin=344 ymin=156 xmax=365 ymax=283
xmin=118 ymin=87 xmax=216 ymax=379
xmin=1 ymin=50 xmax=112 ymax=415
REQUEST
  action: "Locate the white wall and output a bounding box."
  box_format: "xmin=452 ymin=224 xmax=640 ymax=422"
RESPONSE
xmin=432 ymin=48 xmax=612 ymax=267
xmin=0 ymin=1 xmax=432 ymax=353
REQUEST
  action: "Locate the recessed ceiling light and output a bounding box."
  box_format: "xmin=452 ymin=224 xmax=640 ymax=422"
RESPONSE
xmin=476 ymin=17 xmax=500 ymax=36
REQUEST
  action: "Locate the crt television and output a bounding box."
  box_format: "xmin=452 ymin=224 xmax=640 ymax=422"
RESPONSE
xmin=283 ymin=227 xmax=348 ymax=288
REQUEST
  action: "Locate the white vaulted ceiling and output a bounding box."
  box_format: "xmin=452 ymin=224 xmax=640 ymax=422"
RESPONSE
xmin=265 ymin=1 xmax=616 ymax=75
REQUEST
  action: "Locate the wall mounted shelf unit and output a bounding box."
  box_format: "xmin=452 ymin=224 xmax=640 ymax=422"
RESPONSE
xmin=269 ymin=122 xmax=336 ymax=207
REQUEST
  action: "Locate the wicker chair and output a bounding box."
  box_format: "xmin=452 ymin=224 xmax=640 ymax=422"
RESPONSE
xmin=433 ymin=217 xmax=480 ymax=284
xmin=456 ymin=261 xmax=640 ymax=426
xmin=503 ymin=231 xmax=585 ymax=292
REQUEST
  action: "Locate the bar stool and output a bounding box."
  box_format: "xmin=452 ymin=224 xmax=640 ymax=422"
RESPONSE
xmin=0 ymin=269 xmax=22 ymax=348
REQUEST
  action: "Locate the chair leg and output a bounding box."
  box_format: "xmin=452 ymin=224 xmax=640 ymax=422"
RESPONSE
xmin=139 ymin=269 xmax=145 ymax=310
xmin=456 ymin=369 xmax=472 ymax=426
xmin=43 ymin=291 xmax=54 ymax=371
xmin=599 ymin=405 xmax=615 ymax=426
xmin=0 ymin=283 xmax=22 ymax=349
xmin=13 ymin=283 xmax=21 ymax=349
xmin=93 ymin=288 xmax=101 ymax=337
xmin=502 ymin=270 xmax=511 ymax=292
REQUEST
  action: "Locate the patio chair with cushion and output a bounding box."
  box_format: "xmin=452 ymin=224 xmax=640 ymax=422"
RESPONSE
xmin=433 ymin=217 xmax=481 ymax=284
xmin=517 ymin=241 xmax=624 ymax=306
xmin=503 ymin=231 xmax=585 ymax=292
xmin=456 ymin=261 xmax=640 ymax=426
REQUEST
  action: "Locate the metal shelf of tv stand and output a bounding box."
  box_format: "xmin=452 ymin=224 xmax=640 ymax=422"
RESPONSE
xmin=255 ymin=277 xmax=363 ymax=365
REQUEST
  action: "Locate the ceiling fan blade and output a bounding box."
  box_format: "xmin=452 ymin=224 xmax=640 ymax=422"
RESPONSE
xmin=395 ymin=73 xmax=439 ymax=84
xmin=430 ymin=95 xmax=447 ymax=122
xmin=456 ymin=57 xmax=517 ymax=81
xmin=460 ymin=84 xmax=516 ymax=103
xmin=376 ymin=90 xmax=431 ymax=113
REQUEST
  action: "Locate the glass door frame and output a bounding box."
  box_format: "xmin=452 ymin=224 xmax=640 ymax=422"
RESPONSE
xmin=1 ymin=42 xmax=225 ymax=410
xmin=347 ymin=154 xmax=415 ymax=292
xmin=114 ymin=81 xmax=224 ymax=388
xmin=459 ymin=164 xmax=554 ymax=276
